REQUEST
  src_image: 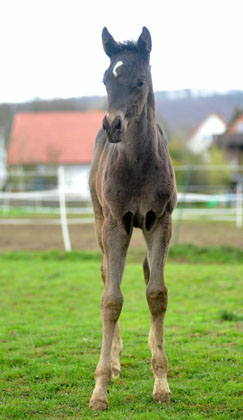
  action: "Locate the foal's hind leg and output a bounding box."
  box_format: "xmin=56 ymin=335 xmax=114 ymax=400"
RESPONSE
xmin=143 ymin=211 xmax=172 ymax=403
xmin=111 ymin=321 xmax=123 ymax=378
xmin=143 ymin=254 xmax=150 ymax=285
xmin=89 ymin=216 xmax=131 ymax=410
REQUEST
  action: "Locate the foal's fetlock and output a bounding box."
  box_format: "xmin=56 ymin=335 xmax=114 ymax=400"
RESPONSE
xmin=95 ymin=365 xmax=112 ymax=384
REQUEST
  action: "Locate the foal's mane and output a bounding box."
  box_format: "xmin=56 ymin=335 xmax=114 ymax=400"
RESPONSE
xmin=118 ymin=41 xmax=137 ymax=51
xmin=115 ymin=41 xmax=139 ymax=54
xmin=116 ymin=41 xmax=150 ymax=60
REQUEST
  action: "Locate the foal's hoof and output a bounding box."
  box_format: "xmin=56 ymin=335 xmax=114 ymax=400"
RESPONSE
xmin=89 ymin=398 xmax=108 ymax=411
xmin=153 ymin=391 xmax=171 ymax=404
xmin=89 ymin=387 xmax=108 ymax=411
xmin=112 ymin=368 xmax=121 ymax=379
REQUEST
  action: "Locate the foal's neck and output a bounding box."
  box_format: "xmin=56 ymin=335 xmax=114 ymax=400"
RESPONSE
xmin=122 ymin=86 xmax=158 ymax=160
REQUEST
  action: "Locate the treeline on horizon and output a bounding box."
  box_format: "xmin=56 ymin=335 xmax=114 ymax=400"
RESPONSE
xmin=1 ymin=89 xmax=243 ymax=145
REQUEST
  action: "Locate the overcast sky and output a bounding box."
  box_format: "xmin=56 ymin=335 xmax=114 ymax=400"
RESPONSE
xmin=1 ymin=0 xmax=243 ymax=103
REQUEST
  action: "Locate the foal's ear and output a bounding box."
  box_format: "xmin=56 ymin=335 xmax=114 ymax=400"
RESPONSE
xmin=137 ymin=26 xmax=152 ymax=58
xmin=102 ymin=27 xmax=121 ymax=58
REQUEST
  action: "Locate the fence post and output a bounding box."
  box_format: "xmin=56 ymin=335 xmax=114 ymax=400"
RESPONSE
xmin=58 ymin=166 xmax=72 ymax=252
xmin=173 ymin=165 xmax=192 ymax=244
xmin=236 ymin=181 xmax=243 ymax=229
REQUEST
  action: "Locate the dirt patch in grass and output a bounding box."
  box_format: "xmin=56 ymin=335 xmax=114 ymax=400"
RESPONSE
xmin=0 ymin=220 xmax=242 ymax=251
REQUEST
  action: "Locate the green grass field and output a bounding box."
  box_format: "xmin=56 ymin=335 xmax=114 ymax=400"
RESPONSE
xmin=0 ymin=249 xmax=242 ymax=419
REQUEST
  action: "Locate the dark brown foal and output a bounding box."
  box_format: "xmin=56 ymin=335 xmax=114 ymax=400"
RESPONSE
xmin=89 ymin=26 xmax=177 ymax=410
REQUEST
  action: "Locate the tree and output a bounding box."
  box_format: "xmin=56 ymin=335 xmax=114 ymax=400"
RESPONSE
xmin=229 ymin=106 xmax=243 ymax=124
xmin=207 ymin=146 xmax=232 ymax=187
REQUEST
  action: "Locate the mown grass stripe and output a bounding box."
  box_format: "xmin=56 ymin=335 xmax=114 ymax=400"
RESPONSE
xmin=0 ymin=244 xmax=242 ymax=264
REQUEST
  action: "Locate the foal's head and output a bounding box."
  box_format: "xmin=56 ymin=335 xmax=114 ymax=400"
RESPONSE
xmin=102 ymin=27 xmax=152 ymax=143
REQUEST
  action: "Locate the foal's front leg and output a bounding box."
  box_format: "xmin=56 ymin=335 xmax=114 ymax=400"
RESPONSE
xmin=143 ymin=212 xmax=172 ymax=403
xmin=89 ymin=217 xmax=131 ymax=410
xmin=101 ymin=258 xmax=123 ymax=378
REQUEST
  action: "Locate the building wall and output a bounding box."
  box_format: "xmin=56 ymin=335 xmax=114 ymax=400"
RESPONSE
xmin=0 ymin=131 xmax=7 ymax=190
xmin=62 ymin=165 xmax=91 ymax=199
xmin=35 ymin=164 xmax=92 ymax=199
xmin=7 ymin=164 xmax=92 ymax=198
xmin=188 ymin=115 xmax=227 ymax=154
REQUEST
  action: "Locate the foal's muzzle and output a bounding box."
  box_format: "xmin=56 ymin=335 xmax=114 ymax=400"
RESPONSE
xmin=103 ymin=114 xmax=124 ymax=143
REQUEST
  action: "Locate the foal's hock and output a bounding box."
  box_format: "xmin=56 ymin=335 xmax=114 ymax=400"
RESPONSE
xmin=89 ymin=26 xmax=177 ymax=410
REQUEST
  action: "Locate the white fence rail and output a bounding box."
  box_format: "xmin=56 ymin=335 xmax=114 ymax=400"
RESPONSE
xmin=1 ymin=165 xmax=243 ymax=251
xmin=1 ymin=187 xmax=242 ymax=221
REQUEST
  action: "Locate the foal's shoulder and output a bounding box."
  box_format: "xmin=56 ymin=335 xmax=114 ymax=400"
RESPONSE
xmin=94 ymin=128 xmax=106 ymax=150
xmin=92 ymin=128 xmax=107 ymax=161
xmin=90 ymin=129 xmax=107 ymax=171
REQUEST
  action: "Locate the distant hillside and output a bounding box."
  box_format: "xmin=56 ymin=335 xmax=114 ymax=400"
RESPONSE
xmin=1 ymin=90 xmax=243 ymax=145
xmin=155 ymin=90 xmax=243 ymax=138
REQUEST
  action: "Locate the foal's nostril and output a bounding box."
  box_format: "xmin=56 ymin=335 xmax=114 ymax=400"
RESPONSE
xmin=103 ymin=114 xmax=124 ymax=142
xmin=103 ymin=116 xmax=109 ymax=132
xmin=112 ymin=117 xmax=122 ymax=132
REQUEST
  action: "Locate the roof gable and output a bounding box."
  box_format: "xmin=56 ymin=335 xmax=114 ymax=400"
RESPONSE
xmin=189 ymin=113 xmax=227 ymax=140
xmin=8 ymin=111 xmax=105 ymax=165
xmin=228 ymin=115 xmax=243 ymax=134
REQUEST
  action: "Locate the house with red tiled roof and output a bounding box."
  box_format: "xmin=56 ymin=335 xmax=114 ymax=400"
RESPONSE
xmin=187 ymin=113 xmax=227 ymax=158
xmin=8 ymin=111 xmax=105 ymax=198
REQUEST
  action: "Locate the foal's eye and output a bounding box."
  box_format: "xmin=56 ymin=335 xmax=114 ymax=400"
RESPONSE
xmin=137 ymin=80 xmax=145 ymax=87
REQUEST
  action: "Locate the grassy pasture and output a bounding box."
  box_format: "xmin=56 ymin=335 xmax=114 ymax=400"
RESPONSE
xmin=0 ymin=249 xmax=242 ymax=419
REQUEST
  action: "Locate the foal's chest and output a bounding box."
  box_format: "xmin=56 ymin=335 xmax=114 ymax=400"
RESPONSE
xmin=102 ymin=153 xmax=173 ymax=218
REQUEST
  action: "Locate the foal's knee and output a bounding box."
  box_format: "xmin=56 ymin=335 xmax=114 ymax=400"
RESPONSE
xmin=101 ymin=292 xmax=123 ymax=322
xmin=146 ymin=285 xmax=168 ymax=316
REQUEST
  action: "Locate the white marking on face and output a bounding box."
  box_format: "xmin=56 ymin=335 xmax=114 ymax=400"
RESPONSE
xmin=112 ymin=61 xmax=123 ymax=77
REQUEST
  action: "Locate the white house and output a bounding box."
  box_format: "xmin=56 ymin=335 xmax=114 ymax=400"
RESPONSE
xmin=188 ymin=113 xmax=227 ymax=156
